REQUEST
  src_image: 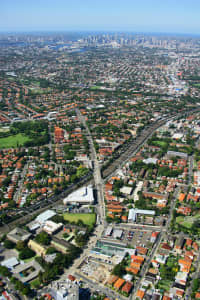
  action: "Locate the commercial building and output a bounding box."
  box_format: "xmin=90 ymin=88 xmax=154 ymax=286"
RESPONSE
xmin=50 ymin=280 xmax=79 ymax=300
xmin=36 ymin=209 xmax=56 ymax=225
xmin=128 ymin=208 xmax=155 ymax=222
xmin=113 ymin=229 xmax=123 ymax=239
xmin=7 ymin=227 xmax=31 ymax=244
xmin=105 ymin=226 xmax=113 ymax=237
xmin=43 ymin=220 xmax=63 ymax=235
xmin=28 ymin=240 xmax=46 ymax=257
xmin=1 ymin=257 xmax=19 ymax=270
xmin=166 ymin=151 xmax=188 ymax=159
xmin=13 ymin=260 xmax=43 ymax=283
xmin=63 ymin=185 xmax=94 ymax=205
xmin=92 ymin=240 xmax=136 ymax=258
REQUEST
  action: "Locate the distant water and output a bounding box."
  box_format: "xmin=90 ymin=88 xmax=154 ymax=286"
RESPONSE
xmin=0 ymin=41 xmax=87 ymax=53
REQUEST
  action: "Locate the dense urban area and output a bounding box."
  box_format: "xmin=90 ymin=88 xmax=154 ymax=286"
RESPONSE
xmin=0 ymin=32 xmax=200 ymax=300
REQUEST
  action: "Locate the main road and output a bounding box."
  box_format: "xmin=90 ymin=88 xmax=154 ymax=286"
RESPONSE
xmin=76 ymin=108 xmax=106 ymax=226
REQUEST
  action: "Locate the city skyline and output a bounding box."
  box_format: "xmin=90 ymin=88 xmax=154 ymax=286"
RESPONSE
xmin=1 ymin=0 xmax=200 ymax=34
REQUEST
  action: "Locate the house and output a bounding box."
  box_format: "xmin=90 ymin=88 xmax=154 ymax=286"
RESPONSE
xmin=150 ymin=232 xmax=159 ymax=243
xmin=195 ymin=292 xmax=200 ymax=299
xmin=178 ymin=193 xmax=186 ymax=202
xmin=136 ymin=289 xmax=145 ymax=299
xmin=114 ymin=278 xmax=125 ymax=290
xmin=162 ymin=296 xmax=172 ymax=300
xmin=121 ymin=281 xmax=132 ymax=294
xmin=178 ymin=258 xmax=192 ymax=273
xmin=136 ymin=246 xmax=148 ymax=255
xmin=143 ymin=191 xmax=168 ymax=200
xmin=54 ymin=126 xmax=64 ymax=143
xmin=177 ymin=206 xmax=191 ymax=216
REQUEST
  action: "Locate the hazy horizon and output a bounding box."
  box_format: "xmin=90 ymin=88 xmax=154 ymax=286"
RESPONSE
xmin=1 ymin=0 xmax=200 ymax=35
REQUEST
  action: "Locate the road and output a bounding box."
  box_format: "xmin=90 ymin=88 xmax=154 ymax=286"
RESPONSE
xmin=102 ymin=119 xmax=168 ymax=181
xmin=188 ymin=155 xmax=194 ymax=185
xmin=185 ymin=251 xmax=200 ymax=299
xmin=0 ymin=172 xmax=93 ymax=236
xmin=13 ymin=161 xmax=29 ymax=204
xmin=74 ymin=272 xmax=127 ymax=300
xmin=2 ymin=106 xmax=200 ymax=235
xmin=3 ymin=106 xmax=200 ymax=299
xmin=76 ymin=108 xmax=106 ymax=226
xmin=131 ymin=186 xmax=180 ymax=299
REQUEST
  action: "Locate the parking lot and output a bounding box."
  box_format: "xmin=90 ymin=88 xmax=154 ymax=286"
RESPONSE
xmin=123 ymin=229 xmax=152 ymax=248
xmin=104 ymin=227 xmax=154 ymax=249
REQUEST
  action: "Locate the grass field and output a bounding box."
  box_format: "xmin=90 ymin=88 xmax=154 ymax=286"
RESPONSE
xmin=0 ymin=133 xmax=30 ymax=148
xmin=153 ymin=141 xmax=167 ymax=148
xmin=63 ymin=213 xmax=96 ymax=228
xmin=176 ymin=214 xmax=200 ymax=229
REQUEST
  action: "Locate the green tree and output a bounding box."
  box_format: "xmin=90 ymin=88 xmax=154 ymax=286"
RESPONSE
xmin=4 ymin=239 xmax=15 ymax=249
xmin=19 ymin=247 xmax=35 ymax=260
xmin=16 ymin=241 xmax=26 ymax=251
xmin=35 ymin=231 xmax=51 ymax=245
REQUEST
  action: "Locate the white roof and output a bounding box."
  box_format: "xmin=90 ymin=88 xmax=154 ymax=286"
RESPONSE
xmin=123 ymin=274 xmax=133 ymax=281
xmin=172 ymin=133 xmax=183 ymax=139
xmin=113 ymin=229 xmax=123 ymax=239
xmin=143 ymin=158 xmax=158 ymax=164
xmin=105 ymin=226 xmax=113 ymax=236
xmin=28 ymin=221 xmax=41 ymax=231
xmin=43 ymin=220 xmax=63 ymax=234
xmin=120 ymin=186 xmax=132 ymax=195
xmin=175 ymin=271 xmax=188 ymax=281
xmin=36 ymin=210 xmax=56 ymax=224
xmin=63 ymin=185 xmax=94 ymax=204
xmin=128 ymin=208 xmax=155 ymax=222
xmin=1 ymin=257 xmax=19 ymax=269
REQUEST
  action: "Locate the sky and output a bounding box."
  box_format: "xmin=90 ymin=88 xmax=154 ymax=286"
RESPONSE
xmin=0 ymin=0 xmax=200 ymax=34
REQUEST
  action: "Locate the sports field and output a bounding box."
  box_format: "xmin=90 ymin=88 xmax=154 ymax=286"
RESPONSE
xmin=63 ymin=213 xmax=96 ymax=228
xmin=0 ymin=133 xmax=30 ymax=148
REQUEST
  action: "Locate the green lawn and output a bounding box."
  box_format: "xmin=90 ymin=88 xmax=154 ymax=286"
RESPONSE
xmin=167 ymin=256 xmax=178 ymax=268
xmin=157 ymin=280 xmax=172 ymax=291
xmin=153 ymin=141 xmax=167 ymax=148
xmin=30 ymin=278 xmax=40 ymax=288
xmin=176 ymin=214 xmax=200 ymax=229
xmin=63 ymin=213 xmax=96 ymax=228
xmin=90 ymin=86 xmax=102 ymax=90
xmin=0 ymin=133 xmax=30 ymax=148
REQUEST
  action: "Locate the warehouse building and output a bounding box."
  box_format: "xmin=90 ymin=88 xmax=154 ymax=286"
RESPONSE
xmin=63 ymin=185 xmax=94 ymax=205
